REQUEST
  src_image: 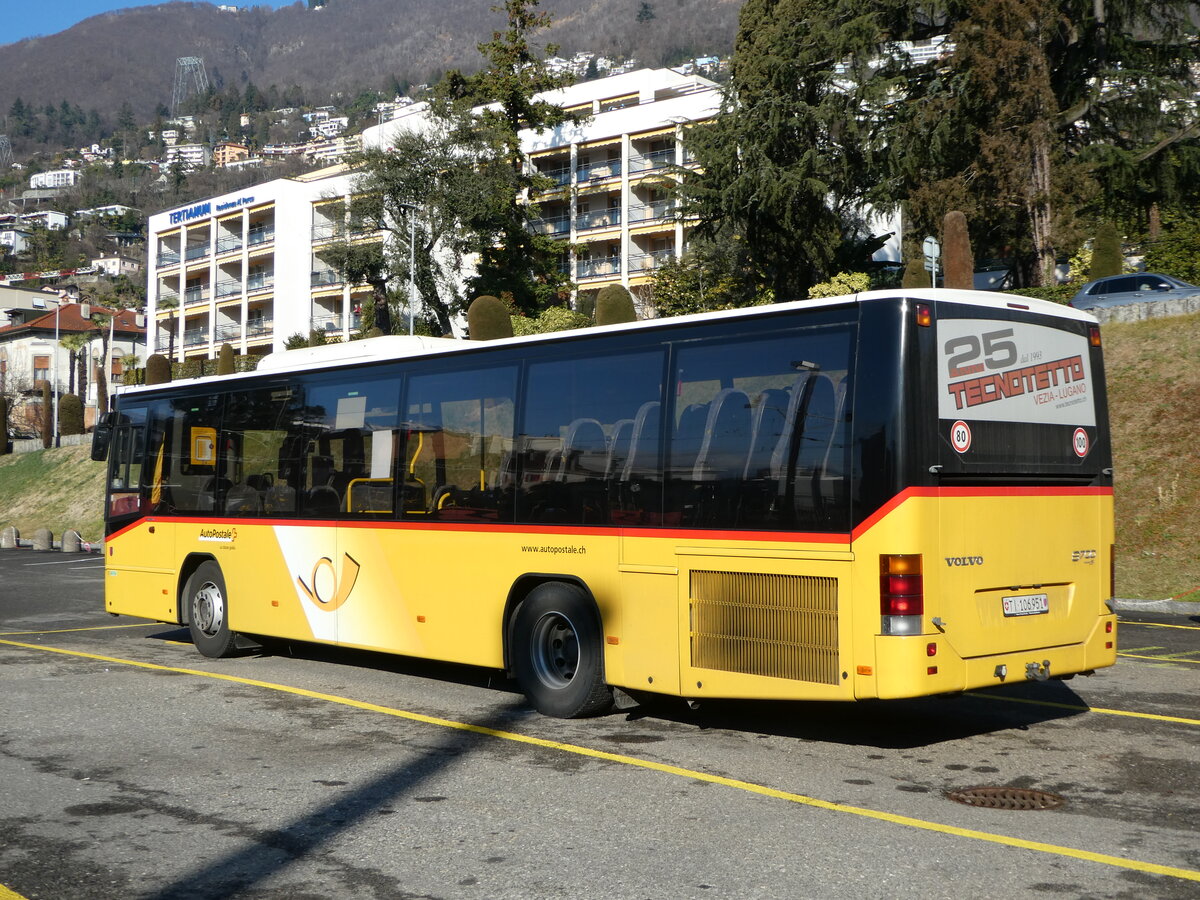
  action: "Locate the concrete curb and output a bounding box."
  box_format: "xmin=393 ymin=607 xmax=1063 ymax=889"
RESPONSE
xmin=1114 ymin=597 xmax=1200 ymax=616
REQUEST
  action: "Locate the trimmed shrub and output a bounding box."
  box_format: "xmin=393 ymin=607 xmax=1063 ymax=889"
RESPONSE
xmin=59 ymin=394 xmax=85 ymax=436
xmin=576 ymin=291 xmax=597 ymax=321
xmin=468 ymin=295 xmax=514 ymax=340
xmin=942 ymin=210 xmax=974 ymax=290
xmin=40 ymin=380 xmax=52 ymax=449
xmin=594 ymin=283 xmax=636 ymax=326
xmin=809 ymin=272 xmax=871 ymax=299
xmin=1090 ymin=223 xmax=1123 ymax=280
xmin=901 ymin=255 xmax=929 ymax=289
xmin=217 ymin=343 xmax=236 ymax=375
xmin=510 ymin=306 xmax=593 ymax=336
xmin=145 ymin=353 xmax=172 ymax=385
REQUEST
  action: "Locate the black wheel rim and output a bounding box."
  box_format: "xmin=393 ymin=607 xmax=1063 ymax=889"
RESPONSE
xmin=529 ymin=612 xmax=580 ymax=689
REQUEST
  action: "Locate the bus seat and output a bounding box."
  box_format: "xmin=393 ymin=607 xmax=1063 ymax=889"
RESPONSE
xmin=671 ymin=402 xmax=709 ymax=476
xmin=769 ymin=374 xmax=813 ymax=482
xmin=622 ymin=401 xmax=661 ymax=482
xmin=691 ymin=389 xmax=752 ymax=482
xmin=744 ymin=388 xmax=789 ymax=480
xmin=604 ymin=418 xmax=634 ymax=480
xmin=557 ymin=418 xmax=608 ymax=482
xmin=225 ymin=481 xmax=260 ymax=515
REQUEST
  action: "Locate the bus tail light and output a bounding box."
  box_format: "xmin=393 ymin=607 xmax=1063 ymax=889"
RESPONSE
xmin=1089 ymin=325 xmax=1102 ymax=347
xmin=881 ymin=554 xmax=923 ymax=635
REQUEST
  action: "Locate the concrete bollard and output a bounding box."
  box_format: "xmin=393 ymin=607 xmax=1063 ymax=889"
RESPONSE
xmin=32 ymin=528 xmax=53 ymax=551
xmin=0 ymin=526 xmax=17 ymax=549
xmin=62 ymin=530 xmax=82 ymax=553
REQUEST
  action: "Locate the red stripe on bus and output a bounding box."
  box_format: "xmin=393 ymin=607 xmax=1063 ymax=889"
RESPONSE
xmin=849 ymin=485 xmax=1113 ymax=541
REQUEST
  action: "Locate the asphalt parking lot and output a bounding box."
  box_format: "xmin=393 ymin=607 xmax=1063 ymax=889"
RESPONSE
xmin=1 ymin=550 xmax=1199 ymax=899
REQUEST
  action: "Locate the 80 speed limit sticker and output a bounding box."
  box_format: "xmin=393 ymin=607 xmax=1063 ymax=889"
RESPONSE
xmin=950 ymin=420 xmax=972 ymax=453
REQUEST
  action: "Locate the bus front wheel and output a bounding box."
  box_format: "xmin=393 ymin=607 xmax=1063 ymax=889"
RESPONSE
xmin=512 ymin=582 xmax=612 ymax=718
xmin=185 ymin=561 xmax=238 ymax=658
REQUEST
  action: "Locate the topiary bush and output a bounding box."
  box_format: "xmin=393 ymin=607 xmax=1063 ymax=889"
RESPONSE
xmin=58 ymin=394 xmax=85 ymax=436
xmin=901 ymin=255 xmax=929 ymax=289
xmin=1089 ymin=223 xmax=1123 ymax=280
xmin=468 ymin=295 xmax=514 ymax=340
xmin=594 ymin=283 xmax=637 ymax=326
xmin=40 ymin=380 xmax=52 ymax=449
xmin=145 ymin=353 xmax=172 ymax=385
xmin=217 ymin=343 xmax=236 ymax=375
xmin=942 ymin=210 xmax=974 ymax=290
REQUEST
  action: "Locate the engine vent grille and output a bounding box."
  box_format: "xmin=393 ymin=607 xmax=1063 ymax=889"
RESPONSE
xmin=689 ymin=570 xmax=839 ymax=684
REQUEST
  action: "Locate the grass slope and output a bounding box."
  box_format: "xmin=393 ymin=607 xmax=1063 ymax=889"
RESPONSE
xmin=0 ymin=313 xmax=1196 ymax=598
xmin=0 ymin=444 xmax=107 ymax=542
xmin=1104 ymin=311 xmax=1200 ymax=600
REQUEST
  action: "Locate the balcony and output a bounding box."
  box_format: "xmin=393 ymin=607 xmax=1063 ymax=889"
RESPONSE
xmin=156 ymin=249 xmax=180 ymax=267
xmin=157 ymin=288 xmax=181 ymax=307
xmin=576 ymin=160 xmax=621 ymax=182
xmin=247 ymin=272 xmax=274 ymax=293
xmin=311 ymin=268 xmax=344 ymax=288
xmin=311 ymin=313 xmax=362 ymax=334
xmin=246 ymin=316 xmax=274 ymax=338
xmin=215 ymin=234 xmax=243 ymax=255
xmin=576 ymin=208 xmax=621 ymax=232
xmin=215 ymin=278 xmax=242 ymax=299
xmin=533 ymin=165 xmax=571 ymax=187
xmin=529 ymin=214 xmax=570 ymax=236
xmin=248 ymin=226 xmax=275 ymax=247
xmin=183 ymin=285 xmax=211 ymax=306
xmin=182 ymin=328 xmax=208 ymax=348
xmin=629 ymin=200 xmax=676 ymax=224
xmin=184 ymin=243 xmax=211 ymax=262
xmin=311 ymin=221 xmax=345 ymax=242
xmin=628 ymin=147 xmax=676 ymax=174
xmin=629 ymin=249 xmax=676 ymax=272
xmin=576 ymin=256 xmax=621 ymax=279
xmin=154 ymin=332 xmax=177 ymax=352
xmin=214 ymin=321 xmax=242 ymax=342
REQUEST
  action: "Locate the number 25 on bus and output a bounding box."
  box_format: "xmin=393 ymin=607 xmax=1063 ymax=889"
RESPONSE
xmin=93 ymin=288 xmax=1116 ymax=717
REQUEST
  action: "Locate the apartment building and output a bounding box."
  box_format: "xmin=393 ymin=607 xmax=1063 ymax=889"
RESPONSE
xmin=29 ymin=169 xmax=81 ymax=190
xmin=146 ymin=165 xmax=371 ymax=360
xmin=362 ymin=67 xmax=723 ymax=308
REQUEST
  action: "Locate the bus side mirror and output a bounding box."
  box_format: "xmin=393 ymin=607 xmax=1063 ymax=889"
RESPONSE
xmin=91 ymin=413 xmax=115 ymax=461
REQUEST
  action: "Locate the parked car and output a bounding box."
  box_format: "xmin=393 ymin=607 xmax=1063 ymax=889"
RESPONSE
xmin=1069 ymin=272 xmax=1200 ymax=310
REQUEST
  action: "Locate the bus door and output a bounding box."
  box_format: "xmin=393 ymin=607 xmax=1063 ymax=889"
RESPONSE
xmin=929 ymin=309 xmax=1112 ymax=663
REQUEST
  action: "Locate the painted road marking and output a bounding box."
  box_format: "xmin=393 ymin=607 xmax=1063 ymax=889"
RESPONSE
xmin=1 ymin=638 xmax=1198 ymax=886
xmin=1117 ymin=646 xmax=1164 ymax=653
xmin=0 ymin=884 xmax=29 ymax=900
xmin=1119 ymin=620 xmax=1200 ymax=632
xmin=965 ymin=692 xmax=1200 ymax=727
xmin=20 ymin=558 xmax=104 ymax=566
xmin=0 ymin=623 xmax=158 ymax=636
xmin=1119 ymin=652 xmax=1200 ymax=666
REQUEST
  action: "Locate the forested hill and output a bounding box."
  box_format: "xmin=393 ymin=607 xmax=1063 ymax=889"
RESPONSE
xmin=0 ymin=0 xmax=739 ymax=120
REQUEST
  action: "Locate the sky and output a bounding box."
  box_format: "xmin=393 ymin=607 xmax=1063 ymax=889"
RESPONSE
xmin=2 ymin=1 xmax=296 ymax=46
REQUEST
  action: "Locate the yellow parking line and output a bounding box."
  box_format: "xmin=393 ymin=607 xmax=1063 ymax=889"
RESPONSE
xmin=1119 ymin=652 xmax=1200 ymax=665
xmin=964 ymin=692 xmax=1200 ymax=727
xmin=0 ymin=623 xmax=158 ymax=637
xmin=2 ymin=638 xmax=1198 ymax=885
xmin=1 ymin=883 xmax=29 ymax=900
xmin=1119 ymin=620 xmax=1200 ymax=631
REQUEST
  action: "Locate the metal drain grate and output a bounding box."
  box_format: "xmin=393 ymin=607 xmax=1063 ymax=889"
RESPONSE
xmin=947 ymin=786 xmax=1066 ymax=811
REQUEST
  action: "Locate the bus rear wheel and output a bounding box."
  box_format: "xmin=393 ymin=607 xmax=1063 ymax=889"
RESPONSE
xmin=185 ymin=561 xmax=238 ymax=659
xmin=512 ymin=582 xmax=612 ymax=718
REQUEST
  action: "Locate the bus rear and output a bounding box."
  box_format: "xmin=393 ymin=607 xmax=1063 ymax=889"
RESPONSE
xmin=851 ymin=292 xmax=1116 ymax=700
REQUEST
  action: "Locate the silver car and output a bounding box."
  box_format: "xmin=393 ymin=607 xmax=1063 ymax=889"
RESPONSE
xmin=1069 ymin=272 xmax=1200 ymax=310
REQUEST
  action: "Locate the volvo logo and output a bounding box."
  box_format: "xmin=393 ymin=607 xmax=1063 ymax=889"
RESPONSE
xmin=945 ymin=556 xmax=984 ymax=567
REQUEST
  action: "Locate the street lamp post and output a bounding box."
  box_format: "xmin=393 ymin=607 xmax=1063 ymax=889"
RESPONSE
xmin=396 ymin=201 xmax=418 ymax=336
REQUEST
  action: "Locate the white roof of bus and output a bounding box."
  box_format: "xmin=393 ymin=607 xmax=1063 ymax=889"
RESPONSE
xmin=124 ymin=288 xmax=1095 ymax=392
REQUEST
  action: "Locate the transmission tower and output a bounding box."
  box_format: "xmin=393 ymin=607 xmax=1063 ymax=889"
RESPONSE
xmin=171 ymin=56 xmax=210 ymax=114
xmin=0 ymin=136 xmax=12 ymax=171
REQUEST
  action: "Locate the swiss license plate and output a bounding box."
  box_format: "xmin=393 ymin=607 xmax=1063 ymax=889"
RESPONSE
xmin=1003 ymin=592 xmax=1050 ymax=617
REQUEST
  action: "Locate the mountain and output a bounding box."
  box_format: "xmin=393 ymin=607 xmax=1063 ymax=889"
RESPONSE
xmin=0 ymin=0 xmax=739 ymax=121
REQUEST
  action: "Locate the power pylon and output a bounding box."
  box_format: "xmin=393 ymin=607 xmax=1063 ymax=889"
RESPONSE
xmin=0 ymin=136 xmax=13 ymax=171
xmin=171 ymin=56 xmax=210 ymax=114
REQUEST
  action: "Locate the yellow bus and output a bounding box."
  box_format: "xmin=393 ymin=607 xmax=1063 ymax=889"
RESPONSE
xmin=94 ymin=289 xmax=1116 ymax=717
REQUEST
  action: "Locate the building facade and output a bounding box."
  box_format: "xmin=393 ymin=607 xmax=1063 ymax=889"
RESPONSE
xmin=146 ymin=166 xmax=371 ymax=360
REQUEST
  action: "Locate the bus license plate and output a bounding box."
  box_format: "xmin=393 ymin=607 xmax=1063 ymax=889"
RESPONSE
xmin=1002 ymin=593 xmax=1050 ymax=617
